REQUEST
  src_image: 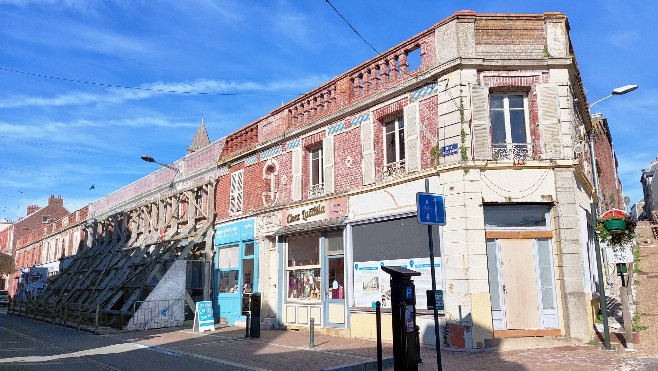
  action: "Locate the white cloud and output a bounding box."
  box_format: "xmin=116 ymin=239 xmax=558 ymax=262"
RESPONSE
xmin=608 ymin=31 xmax=638 ymax=48
xmin=0 ymin=75 xmax=328 ymax=109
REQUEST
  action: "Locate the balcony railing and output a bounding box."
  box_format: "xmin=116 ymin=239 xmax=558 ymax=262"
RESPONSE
xmin=308 ymin=183 xmax=325 ymax=199
xmin=383 ymin=161 xmax=406 ymax=182
xmin=492 ymin=143 xmax=532 ymax=162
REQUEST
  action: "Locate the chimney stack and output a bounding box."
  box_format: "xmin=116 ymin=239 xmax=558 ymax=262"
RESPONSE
xmin=48 ymin=194 xmax=64 ymax=207
xmin=26 ymin=204 xmax=41 ymax=215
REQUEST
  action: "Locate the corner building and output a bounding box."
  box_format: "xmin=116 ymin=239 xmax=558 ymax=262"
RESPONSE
xmin=213 ymin=11 xmax=600 ymax=348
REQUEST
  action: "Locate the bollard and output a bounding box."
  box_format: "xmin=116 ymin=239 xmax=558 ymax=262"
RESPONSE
xmin=245 ymin=312 xmax=251 ymax=338
xmin=376 ymin=301 xmax=382 ymax=371
xmin=415 ymin=325 xmax=422 ymax=364
xmin=309 ymin=318 xmax=315 ymax=348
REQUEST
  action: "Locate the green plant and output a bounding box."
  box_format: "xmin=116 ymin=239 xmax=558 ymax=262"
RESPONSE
xmin=595 ymin=211 xmax=637 ymax=249
xmin=430 ymin=144 xmax=443 ymax=167
xmin=595 ymin=314 xmax=603 ymax=324
xmin=587 ymin=340 xmax=600 ymax=346
xmin=633 ymin=243 xmax=641 ymax=273
xmin=543 ymin=44 xmax=551 ymax=57
xmin=633 ymin=313 xmax=648 ymax=332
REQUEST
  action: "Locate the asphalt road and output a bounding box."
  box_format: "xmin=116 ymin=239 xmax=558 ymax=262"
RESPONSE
xmin=0 ymin=308 xmax=249 ymax=371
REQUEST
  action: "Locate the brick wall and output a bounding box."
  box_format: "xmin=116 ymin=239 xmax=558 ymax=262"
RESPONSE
xmin=333 ymin=127 xmax=363 ymax=194
xmin=593 ymin=116 xmax=623 ymax=210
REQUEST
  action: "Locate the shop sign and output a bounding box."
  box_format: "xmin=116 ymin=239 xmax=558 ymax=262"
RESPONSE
xmin=282 ymin=197 xmax=348 ymax=227
xmin=215 ymin=219 xmax=255 ymax=245
xmin=193 ymin=301 xmax=215 ymax=333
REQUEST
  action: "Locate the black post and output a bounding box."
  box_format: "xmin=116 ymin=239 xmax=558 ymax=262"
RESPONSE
xmin=591 ymin=202 xmax=611 ymax=349
xmin=425 ymin=179 xmax=443 ymax=370
xmin=400 ymin=302 xmax=408 ymax=370
xmin=309 ymin=318 xmax=315 ymax=348
xmin=245 ymin=311 xmax=251 ymax=338
xmin=376 ymin=301 xmax=382 ymax=371
xmin=415 ymin=325 xmax=422 ymax=364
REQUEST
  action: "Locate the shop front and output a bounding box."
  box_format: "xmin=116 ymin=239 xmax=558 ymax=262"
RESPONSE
xmin=348 ymin=212 xmax=443 ymax=342
xmin=275 ymin=197 xmax=348 ymax=328
xmin=214 ymin=218 xmax=258 ymax=324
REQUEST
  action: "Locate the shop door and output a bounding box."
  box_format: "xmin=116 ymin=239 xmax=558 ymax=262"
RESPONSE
xmin=324 ymin=232 xmax=345 ymax=327
xmin=216 ymin=243 xmax=241 ymax=324
xmin=499 ymin=239 xmax=540 ymax=329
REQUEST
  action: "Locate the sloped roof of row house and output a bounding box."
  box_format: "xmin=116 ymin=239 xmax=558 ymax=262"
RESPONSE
xmin=88 ymin=126 xmax=225 ymax=220
xmin=218 ymin=11 xmax=592 ymax=169
xmin=0 ymin=195 xmax=69 ymax=255
xmin=15 ymin=206 xmax=89 ymax=250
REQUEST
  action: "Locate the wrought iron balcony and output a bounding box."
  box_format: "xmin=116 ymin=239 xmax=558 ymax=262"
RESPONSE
xmin=492 ymin=143 xmax=532 ymax=162
xmin=308 ymin=183 xmax=325 ymax=199
xmin=383 ymin=160 xmax=406 ymax=182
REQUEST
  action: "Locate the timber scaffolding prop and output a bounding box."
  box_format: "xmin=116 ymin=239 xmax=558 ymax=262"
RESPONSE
xmin=20 ymin=182 xmax=217 ymax=331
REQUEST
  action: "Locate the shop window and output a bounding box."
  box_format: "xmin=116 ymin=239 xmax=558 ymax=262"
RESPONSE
xmin=537 ymin=239 xmax=556 ymax=310
xmin=483 ymin=204 xmax=551 ymax=229
xmin=490 ymin=94 xmax=530 ymax=161
xmin=219 ymin=270 xmax=239 ymax=293
xmin=218 ymin=244 xmax=239 ymax=293
xmin=287 ymin=234 xmax=321 ymax=301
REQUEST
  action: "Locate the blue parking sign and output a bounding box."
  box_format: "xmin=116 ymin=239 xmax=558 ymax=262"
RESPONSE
xmin=416 ymin=192 xmax=446 ymax=225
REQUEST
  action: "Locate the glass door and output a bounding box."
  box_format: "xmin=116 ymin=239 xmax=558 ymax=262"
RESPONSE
xmin=216 ymin=243 xmax=241 ymax=324
xmin=324 ymin=232 xmax=345 ymax=327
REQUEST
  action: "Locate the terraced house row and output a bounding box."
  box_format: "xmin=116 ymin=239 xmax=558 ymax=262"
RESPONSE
xmin=3 ymin=11 xmax=612 ymax=349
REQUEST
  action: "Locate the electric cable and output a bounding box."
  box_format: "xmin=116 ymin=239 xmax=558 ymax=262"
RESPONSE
xmin=0 ymin=67 xmax=303 ymax=97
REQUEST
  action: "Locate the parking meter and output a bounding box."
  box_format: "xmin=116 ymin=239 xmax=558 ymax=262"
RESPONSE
xmin=381 ymin=266 xmax=420 ymax=371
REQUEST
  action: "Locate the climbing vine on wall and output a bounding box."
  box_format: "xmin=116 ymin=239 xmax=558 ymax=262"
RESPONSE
xmin=459 ymin=97 xmax=469 ymax=173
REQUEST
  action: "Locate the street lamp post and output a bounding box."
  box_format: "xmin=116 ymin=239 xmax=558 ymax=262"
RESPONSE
xmin=140 ymin=155 xmax=179 ymax=172
xmin=587 ymin=84 xmax=637 ymax=350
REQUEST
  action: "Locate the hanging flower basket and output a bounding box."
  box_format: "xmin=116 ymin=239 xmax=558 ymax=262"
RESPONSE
xmin=595 ymin=209 xmax=636 ymax=249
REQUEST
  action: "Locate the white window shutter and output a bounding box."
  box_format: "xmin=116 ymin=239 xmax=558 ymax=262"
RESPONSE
xmin=292 ymin=148 xmax=302 ymax=201
xmin=360 ymin=116 xmax=375 ymax=185
xmin=323 ymin=136 xmax=335 ymax=194
xmin=404 ymin=102 xmax=421 ymax=173
xmin=537 ymin=83 xmax=561 ymax=159
xmin=230 ymin=170 xmax=243 ymax=214
xmin=470 ymin=83 xmax=492 ymax=160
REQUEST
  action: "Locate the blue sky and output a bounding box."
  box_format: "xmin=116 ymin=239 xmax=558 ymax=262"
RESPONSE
xmin=0 ymin=0 xmax=655 ymax=221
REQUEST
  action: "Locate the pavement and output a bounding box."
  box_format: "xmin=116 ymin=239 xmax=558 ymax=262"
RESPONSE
xmin=100 ymin=324 xmax=632 ymax=371
xmin=5 ymin=225 xmax=658 ymax=370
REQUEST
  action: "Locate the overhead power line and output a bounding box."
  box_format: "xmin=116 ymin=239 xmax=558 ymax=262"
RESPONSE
xmin=0 ymin=67 xmax=301 ymax=97
xmin=325 ymin=0 xmax=380 ymax=55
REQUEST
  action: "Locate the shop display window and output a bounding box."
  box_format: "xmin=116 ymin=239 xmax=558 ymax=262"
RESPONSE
xmin=219 ymin=270 xmax=239 ymax=293
xmin=286 ymin=234 xmax=321 ymax=301
xmin=287 ymin=268 xmax=321 ymax=300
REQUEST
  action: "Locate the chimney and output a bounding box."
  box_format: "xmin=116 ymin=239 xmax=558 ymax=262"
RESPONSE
xmin=48 ymin=194 xmax=64 ymax=207
xmin=26 ymin=204 xmax=41 ymax=216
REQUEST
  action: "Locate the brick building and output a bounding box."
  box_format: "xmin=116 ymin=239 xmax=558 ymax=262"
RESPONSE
xmin=19 ymin=11 xmax=608 ymax=349
xmin=209 ymin=11 xmax=600 ymax=347
xmin=591 ymin=113 xmax=623 ymax=211
xmin=0 ymin=195 xmax=69 ymax=294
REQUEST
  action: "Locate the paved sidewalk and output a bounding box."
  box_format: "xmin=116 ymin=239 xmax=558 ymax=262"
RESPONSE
xmin=106 ymin=325 xmax=628 ymax=370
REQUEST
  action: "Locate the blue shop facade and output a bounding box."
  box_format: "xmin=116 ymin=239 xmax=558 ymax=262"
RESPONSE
xmin=214 ymin=218 xmax=258 ymax=324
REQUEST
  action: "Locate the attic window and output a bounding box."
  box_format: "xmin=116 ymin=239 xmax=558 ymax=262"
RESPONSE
xmin=42 ymin=216 xmax=50 ymax=224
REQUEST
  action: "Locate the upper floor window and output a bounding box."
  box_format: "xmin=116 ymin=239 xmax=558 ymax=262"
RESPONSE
xmin=229 ymin=170 xmax=244 ymax=215
xmin=384 ymin=116 xmax=405 ymax=165
xmin=308 ymin=146 xmax=325 ymax=198
xmin=309 ymin=147 xmax=324 ymax=186
xmin=490 ymin=94 xmax=530 ymax=160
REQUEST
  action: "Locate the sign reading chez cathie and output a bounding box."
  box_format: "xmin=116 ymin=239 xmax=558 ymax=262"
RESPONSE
xmin=281 ymin=197 xmax=348 ymax=227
